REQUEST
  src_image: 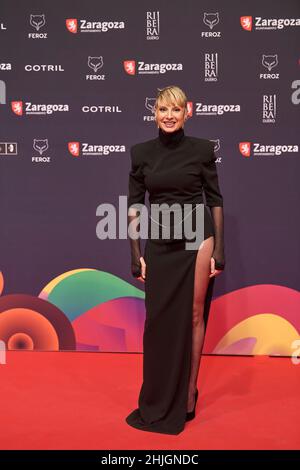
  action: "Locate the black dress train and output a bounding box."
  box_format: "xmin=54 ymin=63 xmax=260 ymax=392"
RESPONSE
xmin=126 ymin=126 xmax=224 ymax=435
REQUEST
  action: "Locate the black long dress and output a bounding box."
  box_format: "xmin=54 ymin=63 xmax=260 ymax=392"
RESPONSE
xmin=126 ymin=126 xmax=223 ymax=435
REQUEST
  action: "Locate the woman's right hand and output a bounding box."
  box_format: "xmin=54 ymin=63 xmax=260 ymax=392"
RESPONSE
xmin=137 ymin=256 xmax=146 ymax=283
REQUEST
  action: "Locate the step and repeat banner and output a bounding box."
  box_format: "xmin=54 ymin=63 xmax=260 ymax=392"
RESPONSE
xmin=0 ymin=0 xmax=299 ymax=356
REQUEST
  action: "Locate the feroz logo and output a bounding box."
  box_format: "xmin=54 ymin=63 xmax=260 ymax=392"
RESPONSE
xmin=145 ymin=97 xmax=156 ymax=114
xmin=202 ymin=12 xmax=221 ymax=38
xmin=239 ymin=142 xmax=251 ymax=157
xmin=88 ymin=56 xmax=103 ymax=73
xmin=11 ymin=101 xmax=23 ymax=115
xmin=68 ymin=142 xmax=80 ymax=157
xmin=86 ymin=57 xmax=105 ymax=81
xmin=124 ymin=60 xmax=135 ymax=75
xmin=262 ymin=54 xmax=278 ymax=72
xmin=33 ymin=139 xmax=48 ymax=155
xmin=260 ymin=54 xmax=279 ymax=80
xmin=30 ymin=14 xmax=46 ymax=31
xmin=66 ymin=18 xmax=78 ymax=33
xmin=203 ymin=12 xmax=219 ymax=29
xmin=240 ymin=16 xmax=252 ymax=31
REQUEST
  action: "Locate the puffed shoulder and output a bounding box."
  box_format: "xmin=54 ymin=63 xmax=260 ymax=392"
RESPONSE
xmin=188 ymin=136 xmax=215 ymax=162
xmin=129 ymin=143 xmax=144 ymax=166
xmin=130 ymin=138 xmax=157 ymax=164
xmin=130 ymin=138 xmax=157 ymax=153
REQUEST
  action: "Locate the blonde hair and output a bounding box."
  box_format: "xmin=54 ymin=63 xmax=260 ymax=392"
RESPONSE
xmin=154 ymin=85 xmax=188 ymax=110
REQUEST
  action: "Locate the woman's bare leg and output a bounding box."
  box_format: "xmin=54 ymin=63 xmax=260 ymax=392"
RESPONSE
xmin=187 ymin=235 xmax=214 ymax=412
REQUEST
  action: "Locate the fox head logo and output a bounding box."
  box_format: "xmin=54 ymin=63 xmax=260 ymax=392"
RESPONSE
xmin=239 ymin=142 xmax=251 ymax=157
xmin=124 ymin=60 xmax=136 ymax=75
xmin=240 ymin=16 xmax=252 ymax=31
xmin=11 ymin=101 xmax=23 ymax=116
xmin=68 ymin=142 xmax=80 ymax=157
xmin=33 ymin=139 xmax=49 ymax=155
xmin=211 ymin=139 xmax=220 ymax=153
xmin=262 ymin=54 xmax=278 ymax=72
xmin=203 ymin=12 xmax=219 ymax=30
xmin=145 ymin=98 xmax=156 ymax=113
xmin=88 ymin=56 xmax=103 ymax=73
xmin=30 ymin=14 xmax=46 ymax=31
xmin=66 ymin=18 xmax=78 ymax=33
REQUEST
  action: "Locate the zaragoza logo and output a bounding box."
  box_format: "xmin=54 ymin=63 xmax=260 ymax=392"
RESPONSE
xmin=186 ymin=101 xmax=193 ymax=117
xmin=68 ymin=142 xmax=80 ymax=156
xmin=239 ymin=142 xmax=251 ymax=157
xmin=11 ymin=101 xmax=23 ymax=115
xmin=239 ymin=141 xmax=298 ymax=156
xmin=123 ymin=60 xmax=182 ymax=75
xmin=240 ymin=16 xmax=252 ymax=31
xmin=241 ymin=15 xmax=300 ymax=31
xmin=66 ymin=19 xmax=77 ymax=33
xmin=124 ymin=60 xmax=135 ymax=75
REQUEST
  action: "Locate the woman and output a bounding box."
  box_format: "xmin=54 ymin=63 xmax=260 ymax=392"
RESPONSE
xmin=126 ymin=85 xmax=225 ymax=435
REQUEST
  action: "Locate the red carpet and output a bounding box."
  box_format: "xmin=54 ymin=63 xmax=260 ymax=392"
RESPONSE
xmin=0 ymin=352 xmax=298 ymax=450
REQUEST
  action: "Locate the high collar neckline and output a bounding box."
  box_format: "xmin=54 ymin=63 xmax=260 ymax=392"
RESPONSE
xmin=158 ymin=126 xmax=185 ymax=147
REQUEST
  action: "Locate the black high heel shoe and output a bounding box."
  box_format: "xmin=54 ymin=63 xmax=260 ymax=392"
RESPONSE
xmin=186 ymin=388 xmax=198 ymax=421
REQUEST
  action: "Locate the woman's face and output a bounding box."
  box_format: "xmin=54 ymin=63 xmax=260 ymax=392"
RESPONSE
xmin=155 ymin=99 xmax=187 ymax=133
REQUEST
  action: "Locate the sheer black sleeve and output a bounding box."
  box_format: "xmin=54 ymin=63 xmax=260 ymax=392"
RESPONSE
xmin=201 ymin=143 xmax=223 ymax=208
xmin=128 ymin=145 xmax=146 ymax=278
xmin=201 ymin=143 xmax=225 ymax=271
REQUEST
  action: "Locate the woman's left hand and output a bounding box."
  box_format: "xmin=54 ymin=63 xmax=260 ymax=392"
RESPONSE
xmin=209 ymin=256 xmax=224 ymax=278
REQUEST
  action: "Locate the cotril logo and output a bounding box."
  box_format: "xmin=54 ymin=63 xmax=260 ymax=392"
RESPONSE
xmin=66 ymin=19 xmax=77 ymax=33
xmin=240 ymin=16 xmax=252 ymax=31
xmin=239 ymin=142 xmax=251 ymax=157
xmin=68 ymin=142 xmax=80 ymax=156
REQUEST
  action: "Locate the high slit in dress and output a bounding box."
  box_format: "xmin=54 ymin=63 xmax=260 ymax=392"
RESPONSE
xmin=126 ymin=126 xmax=223 ymax=435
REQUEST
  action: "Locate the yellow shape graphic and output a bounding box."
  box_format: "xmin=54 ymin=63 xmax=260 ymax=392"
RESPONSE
xmin=215 ymin=313 xmax=300 ymax=355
